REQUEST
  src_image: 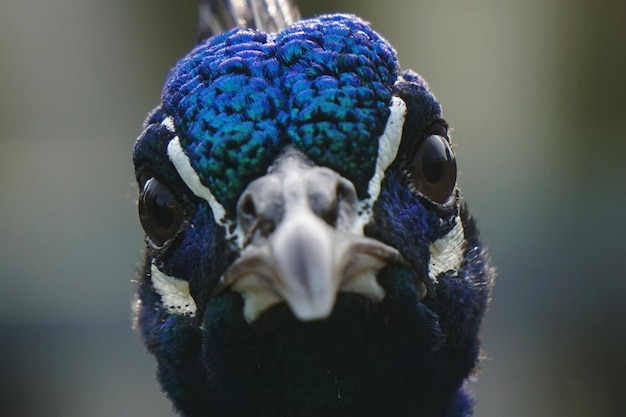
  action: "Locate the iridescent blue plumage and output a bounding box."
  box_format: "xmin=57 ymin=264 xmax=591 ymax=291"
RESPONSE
xmin=134 ymin=10 xmax=493 ymax=417
xmin=161 ymin=15 xmax=396 ymax=209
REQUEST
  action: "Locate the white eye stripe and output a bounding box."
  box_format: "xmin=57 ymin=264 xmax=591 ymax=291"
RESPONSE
xmin=354 ymin=95 xmax=407 ymax=234
xmin=167 ymin=136 xmax=227 ymax=223
xmin=150 ymin=263 xmax=197 ymax=317
xmin=367 ymin=96 xmax=407 ymax=202
xmin=161 ymin=116 xmax=175 ymax=133
xmin=427 ymin=216 xmax=466 ymax=282
xmin=165 ymin=133 xmax=245 ymax=247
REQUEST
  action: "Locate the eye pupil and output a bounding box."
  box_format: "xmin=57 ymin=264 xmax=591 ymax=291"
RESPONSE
xmin=422 ymin=153 xmax=444 ymax=183
xmin=153 ymin=193 xmax=175 ymax=228
xmin=410 ymin=135 xmax=457 ymax=204
xmin=139 ymin=178 xmax=184 ymax=246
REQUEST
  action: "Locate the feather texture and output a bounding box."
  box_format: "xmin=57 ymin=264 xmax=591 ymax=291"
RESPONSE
xmin=134 ymin=8 xmax=494 ymax=417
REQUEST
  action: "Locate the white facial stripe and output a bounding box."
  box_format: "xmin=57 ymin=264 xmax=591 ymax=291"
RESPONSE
xmin=367 ymin=96 xmax=407 ymax=202
xmin=428 ymin=216 xmax=465 ymax=282
xmin=354 ymin=96 xmax=407 ymax=233
xmin=167 ymin=136 xmax=227 ymax=223
xmin=163 ymin=117 xmax=245 ymax=246
xmin=161 ymin=116 xmax=175 ymax=132
xmin=151 ymin=263 xmax=197 ymax=317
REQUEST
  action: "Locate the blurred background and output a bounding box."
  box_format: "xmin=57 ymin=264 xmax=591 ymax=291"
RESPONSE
xmin=1 ymin=0 xmax=624 ymax=416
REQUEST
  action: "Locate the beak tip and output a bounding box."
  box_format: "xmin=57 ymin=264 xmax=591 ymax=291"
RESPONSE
xmin=287 ymin=294 xmax=336 ymax=321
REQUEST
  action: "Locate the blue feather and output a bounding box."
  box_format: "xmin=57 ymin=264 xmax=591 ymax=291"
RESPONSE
xmin=134 ymin=10 xmax=494 ymax=417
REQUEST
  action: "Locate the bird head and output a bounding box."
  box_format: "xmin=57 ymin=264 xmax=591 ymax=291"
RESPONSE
xmin=133 ymin=14 xmax=493 ymax=417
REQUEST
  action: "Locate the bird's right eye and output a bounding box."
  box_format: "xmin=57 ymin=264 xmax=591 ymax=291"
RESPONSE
xmin=139 ymin=178 xmax=184 ymax=247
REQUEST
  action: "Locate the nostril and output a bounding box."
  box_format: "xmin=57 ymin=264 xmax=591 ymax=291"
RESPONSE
xmin=237 ymin=193 xmax=259 ymax=236
xmin=237 ymin=191 xmax=280 ymax=245
xmin=241 ymin=195 xmax=256 ymax=220
xmin=317 ymin=181 xmax=356 ymax=228
xmin=335 ymin=181 xmax=352 ymax=206
xmin=320 ymin=197 xmax=339 ymax=228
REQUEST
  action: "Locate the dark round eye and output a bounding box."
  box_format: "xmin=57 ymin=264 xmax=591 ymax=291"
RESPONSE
xmin=410 ymin=135 xmax=457 ymax=204
xmin=139 ymin=178 xmax=184 ymax=246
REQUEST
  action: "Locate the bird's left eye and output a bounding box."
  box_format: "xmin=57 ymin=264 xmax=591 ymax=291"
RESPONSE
xmin=409 ymin=135 xmax=457 ymax=204
xmin=139 ymin=178 xmax=184 ymax=246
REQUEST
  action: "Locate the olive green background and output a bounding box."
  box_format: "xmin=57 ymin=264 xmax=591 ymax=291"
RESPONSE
xmin=1 ymin=1 xmax=624 ymax=416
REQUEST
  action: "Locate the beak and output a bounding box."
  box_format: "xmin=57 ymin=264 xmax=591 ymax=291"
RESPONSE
xmin=267 ymin=206 xmax=343 ymax=319
xmin=214 ymin=148 xmax=404 ymax=322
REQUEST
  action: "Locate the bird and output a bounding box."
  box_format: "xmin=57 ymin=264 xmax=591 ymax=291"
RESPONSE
xmin=133 ymin=1 xmax=494 ymax=416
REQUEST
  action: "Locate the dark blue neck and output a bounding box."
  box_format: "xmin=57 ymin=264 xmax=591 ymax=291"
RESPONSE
xmin=155 ymin=266 xmax=481 ymax=417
